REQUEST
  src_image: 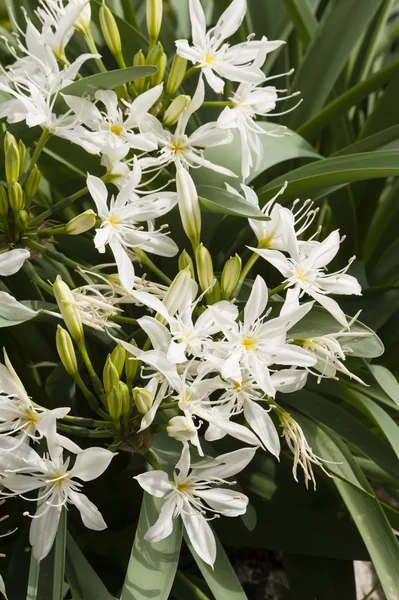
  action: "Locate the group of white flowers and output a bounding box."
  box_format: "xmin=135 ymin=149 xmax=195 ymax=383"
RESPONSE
xmin=0 ymin=0 xmax=366 ymax=571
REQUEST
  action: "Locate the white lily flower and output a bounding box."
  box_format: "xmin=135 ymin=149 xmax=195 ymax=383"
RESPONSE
xmin=87 ymin=174 xmax=178 ymax=291
xmin=1 ymin=442 xmax=115 ymax=560
xmin=0 ymin=249 xmax=30 ymax=276
xmin=36 ymin=0 xmax=91 ymax=59
xmin=252 ymin=230 xmax=362 ymax=327
xmin=135 ymin=445 xmax=256 ymax=566
xmin=176 ymin=0 xmax=281 ymax=93
xmin=63 ymin=85 xmax=162 ymax=164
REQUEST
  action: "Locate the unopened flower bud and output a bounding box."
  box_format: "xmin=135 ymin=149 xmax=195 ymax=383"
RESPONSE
xmin=17 ymin=140 xmax=26 ymax=180
xmin=134 ymin=49 xmax=146 ymax=67
xmin=119 ymin=381 xmax=131 ymax=418
xmin=151 ymin=51 xmax=166 ymax=86
xmin=110 ymin=343 xmax=126 ymax=377
xmin=56 ymin=325 xmax=78 ymax=377
xmin=100 ymin=1 xmax=124 ymax=65
xmin=106 ymin=384 xmax=122 ymax=423
xmin=146 ymin=43 xmax=166 ymax=87
xmin=163 ymin=95 xmax=190 ymax=126
xmin=103 ymin=355 xmax=120 ymax=393
xmin=146 ymin=0 xmax=162 ymax=47
xmin=65 ymin=210 xmax=96 ymax=235
xmin=5 ymin=141 xmax=20 ymax=185
xmin=8 ymin=181 xmax=23 ymax=212
xmin=0 ymin=186 xmax=8 ymax=218
xmin=125 ymin=339 xmax=139 ymax=387
xmin=166 ymin=54 xmax=187 ymax=96
xmin=17 ymin=209 xmax=29 ymax=231
xmin=25 ymin=165 xmax=41 ymax=200
xmin=3 ymin=132 xmax=16 ymax=154
xmin=221 ymin=254 xmax=242 ymax=299
xmin=133 ymin=387 xmax=153 ymax=415
xmin=162 ymin=267 xmax=192 ymax=316
xmin=133 ymin=50 xmax=147 ymax=93
xmin=176 ymin=165 xmax=201 ymax=247
xmin=167 ymin=415 xmax=197 ymax=442
xmin=178 ymin=249 xmax=195 ymax=279
xmin=196 ymin=243 xmax=214 ymax=292
xmin=53 ymin=276 xmax=84 ymax=343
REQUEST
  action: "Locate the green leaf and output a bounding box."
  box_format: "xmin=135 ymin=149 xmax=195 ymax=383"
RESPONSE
xmin=318 ymin=430 xmax=399 ymax=600
xmin=61 ymin=66 xmax=157 ymax=97
xmin=193 ymin=123 xmax=321 ymax=190
xmin=334 ymin=124 xmax=399 ymax=157
xmin=3 ymin=0 xmax=31 ymax=31
xmin=360 ymin=72 xmax=399 ymax=139
xmin=197 ymin=185 xmax=269 ymax=219
xmin=65 ymin=535 xmax=116 ymax=600
xmin=289 ymin=305 xmax=384 ymax=358
xmin=184 ymin=530 xmax=248 ymax=600
xmin=120 ymin=491 xmax=182 ymax=600
xmin=368 ymin=364 xmax=399 ymax=410
xmin=285 ymin=0 xmax=383 ymax=129
xmin=283 ymin=0 xmax=318 ymax=47
xmin=171 ymin=571 xmax=212 ymax=600
xmin=257 ymin=150 xmax=399 ymax=203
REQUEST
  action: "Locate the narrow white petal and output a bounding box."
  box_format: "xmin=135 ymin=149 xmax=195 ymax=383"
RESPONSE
xmin=30 ymin=501 xmax=62 ymax=561
xmin=243 ymin=399 xmax=280 ymax=457
xmin=70 ymin=447 xmax=115 ymax=481
xmin=134 ymin=471 xmax=173 ymax=498
xmin=68 ymin=491 xmax=107 ymax=530
xmin=0 ymin=249 xmax=30 ymax=276
xmin=181 ymin=507 xmax=217 ymax=567
xmin=144 ymin=496 xmax=177 ymax=542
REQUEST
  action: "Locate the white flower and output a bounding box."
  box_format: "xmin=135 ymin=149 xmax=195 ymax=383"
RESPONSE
xmin=35 ymin=0 xmax=91 ymax=59
xmin=87 ymin=174 xmax=178 ymax=291
xmin=63 ymin=85 xmax=162 ymax=164
xmin=0 ymin=292 xmax=39 ymax=326
xmin=0 ymin=249 xmax=30 ymax=276
xmin=252 ymin=230 xmax=362 ymax=327
xmin=212 ymin=276 xmax=316 ymax=396
xmin=176 ymin=0 xmax=282 ymax=93
xmin=135 ymin=445 xmax=256 ymax=566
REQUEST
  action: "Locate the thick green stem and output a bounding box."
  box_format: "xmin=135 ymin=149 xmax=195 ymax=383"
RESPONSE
xmin=22 ymin=261 xmax=54 ymax=296
xmin=84 ymin=30 xmax=107 ymax=72
xmin=24 ymin=239 xmax=84 ymax=271
xmin=77 ymin=341 xmax=105 ymax=400
xmin=22 ymin=129 xmax=52 ymax=185
xmin=134 ymin=248 xmax=172 ymax=285
xmin=57 ymin=422 xmax=114 ymax=438
xmin=233 ymin=251 xmax=260 ymax=297
xmin=29 ymin=185 xmax=89 ymax=228
xmin=268 ymin=282 xmax=288 ymax=297
xmin=202 ymin=101 xmax=231 ymax=108
xmin=183 ymin=66 xmax=200 ymax=81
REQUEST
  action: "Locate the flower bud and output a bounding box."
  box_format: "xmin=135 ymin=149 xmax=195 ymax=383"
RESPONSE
xmin=100 ymin=1 xmax=124 ymax=63
xmin=125 ymin=339 xmax=139 ymax=387
xmin=110 ymin=343 xmax=126 ymax=377
xmin=167 ymin=415 xmax=197 ymax=442
xmin=134 ymin=49 xmax=146 ymax=67
xmin=17 ymin=140 xmax=26 ymax=180
xmin=0 ymin=186 xmax=8 ymax=218
xmin=8 ymin=181 xmax=23 ymax=212
xmin=195 ymin=243 xmax=214 ymax=292
xmin=119 ymin=381 xmax=131 ymax=418
xmin=163 ymin=95 xmax=190 ymax=126
xmin=5 ymin=140 xmax=20 ymax=185
xmin=176 ymin=165 xmax=201 ymax=248
xmin=133 ymin=387 xmax=153 ymax=415
xmin=106 ymin=384 xmax=122 ymax=423
xmin=146 ymin=0 xmax=162 ymax=47
xmin=25 ymin=166 xmax=41 ymax=201
xmin=53 ymin=276 xmax=84 ymax=343
xmin=163 ymin=267 xmax=192 ymax=316
xmin=166 ymin=54 xmax=187 ymax=96
xmin=103 ymin=355 xmax=120 ymax=393
xmin=65 ymin=210 xmax=96 ymax=235
xmin=3 ymin=132 xmax=16 ymax=154
xmin=17 ymin=209 xmax=29 ymax=232
xmin=221 ymin=254 xmax=242 ymax=299
xmin=151 ymin=51 xmax=166 ymax=86
xmin=56 ymin=325 xmax=78 ymax=377
xmin=133 ymin=50 xmax=147 ymax=94
xmin=178 ymin=249 xmax=195 ymax=279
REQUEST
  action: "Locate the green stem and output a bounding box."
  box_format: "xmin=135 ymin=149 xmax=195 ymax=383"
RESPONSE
xmin=110 ymin=315 xmax=138 ymax=325
xmin=120 ymin=0 xmax=140 ymax=29
xmin=134 ymin=248 xmax=172 ymax=285
xmin=29 ymin=185 xmax=89 ymax=228
xmin=22 ymin=129 xmax=52 ymax=185
xmin=158 ymin=401 xmax=179 ymax=411
xmin=233 ymin=251 xmax=260 ymax=297
xmin=268 ymin=282 xmax=288 ymax=297
xmin=22 ymin=261 xmax=54 ymax=296
xmin=77 ymin=341 xmax=105 ymax=400
xmin=183 ymin=66 xmax=200 ymax=81
xmin=61 ymin=415 xmax=112 ymax=428
xmin=73 ymin=370 xmax=101 ymax=414
xmin=202 ymin=101 xmax=231 ymax=108
xmin=57 ymin=422 xmax=114 ymax=438
xmin=24 ymin=239 xmax=85 ymax=271
xmin=84 ymin=30 xmax=107 ymax=72
xmin=26 ymin=225 xmax=68 ymax=238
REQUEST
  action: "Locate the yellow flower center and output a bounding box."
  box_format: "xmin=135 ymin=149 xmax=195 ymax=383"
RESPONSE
xmin=205 ymin=54 xmax=215 ymax=64
xmin=242 ymin=337 xmax=257 ymax=351
xmin=296 ymin=269 xmax=308 ymax=282
xmin=108 ymin=215 xmax=119 ymax=227
xmin=177 ymin=481 xmax=190 ymax=493
xmin=111 ymin=124 xmax=123 ymax=136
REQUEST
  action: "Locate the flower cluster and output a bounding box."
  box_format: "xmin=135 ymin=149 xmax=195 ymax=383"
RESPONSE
xmin=0 ymin=0 xmax=370 ymax=572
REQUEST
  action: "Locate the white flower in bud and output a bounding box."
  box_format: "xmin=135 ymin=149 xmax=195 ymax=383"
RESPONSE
xmin=166 ymin=415 xmax=198 ymax=443
xmin=163 ymin=95 xmax=190 ymax=127
xmin=162 ymin=267 xmax=193 ymax=316
xmin=133 ymin=387 xmax=153 ymax=415
xmin=53 ymin=276 xmax=84 ymax=343
xmin=146 ymin=0 xmax=163 ymax=46
xmin=65 ymin=210 xmax=96 ymax=235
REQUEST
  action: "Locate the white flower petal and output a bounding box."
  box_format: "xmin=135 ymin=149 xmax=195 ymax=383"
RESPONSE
xmin=181 ymin=506 xmax=216 ymax=567
xmin=144 ymin=496 xmax=177 ymax=543
xmin=134 ymin=470 xmax=173 ymax=498
xmin=0 ymin=249 xmax=30 ymax=276
xmin=30 ymin=500 xmax=62 ymax=561
xmin=68 ymin=490 xmax=107 ymax=530
xmin=70 ymin=447 xmax=115 ymax=481
xmin=243 ymin=399 xmax=280 ymax=457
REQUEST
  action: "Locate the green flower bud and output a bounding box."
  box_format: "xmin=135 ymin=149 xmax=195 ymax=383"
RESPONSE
xmin=163 ymin=95 xmax=190 ymax=126
xmin=134 ymin=49 xmax=146 ymax=67
xmin=56 ymin=325 xmax=78 ymax=377
xmin=176 ymin=165 xmax=201 ymax=248
xmin=151 ymin=51 xmax=167 ymax=86
xmin=146 ymin=0 xmax=163 ymax=47
xmin=196 ymin=244 xmax=220 ymax=303
xmin=25 ymin=165 xmax=41 ymax=201
xmin=110 ymin=342 xmax=126 ymax=377
xmin=17 ymin=209 xmax=29 ymax=232
xmin=0 ymin=186 xmax=8 ymax=218
xmin=178 ymin=249 xmax=195 ymax=279
xmin=103 ymin=355 xmax=120 ymax=393
xmin=17 ymin=140 xmax=26 ymax=180
xmin=133 ymin=50 xmax=147 ymax=94
xmin=106 ymin=384 xmax=122 ymax=423
xmin=100 ymin=1 xmax=124 ymax=64
xmin=166 ymin=54 xmax=187 ymax=96
xmin=8 ymin=181 xmax=23 ymax=212
xmin=65 ymin=210 xmax=96 ymax=235
xmin=3 ymin=132 xmax=16 ymax=155
xmin=163 ymin=267 xmax=192 ymax=316
xmin=119 ymin=381 xmax=131 ymax=418
xmin=133 ymin=387 xmax=153 ymax=415
xmin=146 ymin=43 xmax=165 ymax=88
xmin=53 ymin=276 xmax=84 ymax=343
xmin=221 ymin=254 xmax=242 ymax=299
xmin=5 ymin=140 xmax=20 ymax=185
xmin=125 ymin=339 xmax=139 ymax=388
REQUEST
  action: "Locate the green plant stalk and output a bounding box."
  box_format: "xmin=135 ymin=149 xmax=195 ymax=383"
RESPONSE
xmin=24 ymin=239 xmax=85 ymax=271
xmin=22 ymin=129 xmax=52 ymax=185
xmin=120 ymin=0 xmax=140 ymax=30
xmin=22 ymin=261 xmax=54 ymax=296
xmin=83 ymin=29 xmax=107 ymax=72
xmin=77 ymin=340 xmax=105 ymax=400
xmin=233 ymin=251 xmax=260 ymax=297
xmin=134 ymin=248 xmax=172 ymax=284
xmin=57 ymin=422 xmax=114 ymax=438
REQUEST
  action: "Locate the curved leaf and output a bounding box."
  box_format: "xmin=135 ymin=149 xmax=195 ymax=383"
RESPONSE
xmin=65 ymin=535 xmax=116 ymax=600
xmin=61 ymin=66 xmax=157 ymax=97
xmin=198 ymin=185 xmax=269 ymax=219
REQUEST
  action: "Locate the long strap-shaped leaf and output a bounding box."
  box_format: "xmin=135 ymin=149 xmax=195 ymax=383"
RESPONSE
xmin=26 ymin=509 xmax=66 ymax=600
xmin=65 ymin=535 xmax=116 ymax=600
xmin=184 ymin=529 xmax=248 ymax=600
xmin=120 ymin=492 xmax=182 ymax=600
